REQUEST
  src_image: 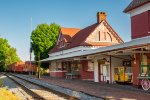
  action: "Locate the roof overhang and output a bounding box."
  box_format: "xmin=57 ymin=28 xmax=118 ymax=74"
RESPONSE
xmin=41 ymin=36 xmax=150 ymax=62
xmin=124 ymin=0 xmax=150 ymax=13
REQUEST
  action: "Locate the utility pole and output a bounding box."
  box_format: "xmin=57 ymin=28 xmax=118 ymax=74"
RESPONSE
xmin=29 ymin=17 xmax=32 ymax=75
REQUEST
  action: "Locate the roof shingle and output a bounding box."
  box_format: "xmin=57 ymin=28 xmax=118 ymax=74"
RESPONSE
xmin=49 ymin=23 xmax=99 ymax=54
xmin=49 ymin=21 xmax=123 ymax=54
xmin=60 ymin=27 xmax=80 ymax=42
xmin=66 ymin=23 xmax=99 ymax=49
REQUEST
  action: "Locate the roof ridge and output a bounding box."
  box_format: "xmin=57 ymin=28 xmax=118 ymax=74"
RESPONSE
xmin=80 ymin=21 xmax=104 ymax=45
xmin=69 ymin=23 xmax=99 ymax=44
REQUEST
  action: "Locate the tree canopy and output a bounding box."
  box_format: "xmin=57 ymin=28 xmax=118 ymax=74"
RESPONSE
xmin=31 ymin=23 xmax=60 ymax=69
xmin=0 ymin=37 xmax=20 ymax=71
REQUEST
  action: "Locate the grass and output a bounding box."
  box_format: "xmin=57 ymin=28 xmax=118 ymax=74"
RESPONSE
xmin=0 ymin=77 xmax=21 ymax=100
xmin=0 ymin=78 xmax=3 ymax=87
xmin=0 ymin=88 xmax=21 ymax=100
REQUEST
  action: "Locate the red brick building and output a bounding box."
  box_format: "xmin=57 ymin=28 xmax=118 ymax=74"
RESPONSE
xmin=41 ymin=0 xmax=150 ymax=86
xmin=47 ymin=12 xmax=123 ymax=80
xmin=124 ymin=0 xmax=150 ymax=39
xmin=124 ymin=0 xmax=150 ymax=85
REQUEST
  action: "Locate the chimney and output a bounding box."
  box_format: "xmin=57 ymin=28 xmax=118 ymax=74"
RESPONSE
xmin=97 ymin=12 xmax=107 ymax=23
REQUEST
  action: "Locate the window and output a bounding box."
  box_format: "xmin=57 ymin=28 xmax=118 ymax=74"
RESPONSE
xmin=50 ymin=62 xmax=57 ymax=71
xmin=62 ymin=62 xmax=68 ymax=70
xmin=141 ymin=54 xmax=147 ymax=65
xmin=70 ymin=63 xmax=80 ymax=72
xmin=141 ymin=54 xmax=148 ymax=75
xmin=141 ymin=65 xmax=148 ymax=76
xmin=94 ymin=31 xmax=112 ymax=42
xmin=106 ymin=32 xmax=112 ymax=42
xmin=95 ymin=31 xmax=100 ymax=41
xmin=56 ymin=62 xmax=62 ymax=71
xmin=87 ymin=61 xmax=94 ymax=71
xmin=58 ymin=40 xmax=65 ymax=48
xmin=104 ymin=32 xmax=106 ymax=40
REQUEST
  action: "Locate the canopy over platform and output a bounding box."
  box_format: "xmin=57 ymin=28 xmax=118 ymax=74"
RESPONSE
xmin=41 ymin=36 xmax=150 ymax=62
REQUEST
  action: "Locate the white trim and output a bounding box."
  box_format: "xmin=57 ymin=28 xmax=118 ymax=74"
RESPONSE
xmin=49 ymin=46 xmax=100 ymax=57
xmin=128 ymin=3 xmax=150 ymax=17
xmin=94 ymin=60 xmax=99 ymax=82
xmin=41 ymin=36 xmax=150 ymax=62
xmin=56 ymin=32 xmax=62 ymax=45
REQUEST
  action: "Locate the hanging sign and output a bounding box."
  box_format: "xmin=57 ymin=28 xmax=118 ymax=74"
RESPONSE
xmin=97 ymin=59 xmax=107 ymax=64
xmin=123 ymin=61 xmax=131 ymax=66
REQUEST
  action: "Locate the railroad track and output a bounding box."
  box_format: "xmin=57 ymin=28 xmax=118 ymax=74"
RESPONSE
xmin=6 ymin=74 xmax=78 ymax=100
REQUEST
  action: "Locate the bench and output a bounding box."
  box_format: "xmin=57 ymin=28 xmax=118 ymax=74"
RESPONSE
xmin=66 ymin=71 xmax=80 ymax=79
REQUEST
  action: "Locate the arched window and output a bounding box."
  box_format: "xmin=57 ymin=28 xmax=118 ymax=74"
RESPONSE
xmin=94 ymin=31 xmax=112 ymax=42
xmin=106 ymin=32 xmax=112 ymax=42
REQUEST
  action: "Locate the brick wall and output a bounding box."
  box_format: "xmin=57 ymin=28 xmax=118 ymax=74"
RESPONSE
xmin=131 ymin=11 xmax=150 ymax=39
xmin=80 ymin=61 xmax=94 ymax=80
xmin=50 ymin=71 xmax=66 ymax=78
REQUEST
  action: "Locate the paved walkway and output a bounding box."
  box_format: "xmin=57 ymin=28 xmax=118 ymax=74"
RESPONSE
xmin=27 ymin=75 xmax=150 ymax=100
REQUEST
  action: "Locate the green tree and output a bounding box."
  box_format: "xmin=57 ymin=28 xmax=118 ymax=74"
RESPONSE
xmin=31 ymin=23 xmax=60 ymax=78
xmin=0 ymin=37 xmax=20 ymax=71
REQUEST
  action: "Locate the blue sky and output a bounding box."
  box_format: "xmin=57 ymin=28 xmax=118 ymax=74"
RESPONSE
xmin=0 ymin=0 xmax=132 ymax=61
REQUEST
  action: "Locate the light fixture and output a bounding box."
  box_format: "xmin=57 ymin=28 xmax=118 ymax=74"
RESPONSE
xmin=134 ymin=54 xmax=136 ymax=64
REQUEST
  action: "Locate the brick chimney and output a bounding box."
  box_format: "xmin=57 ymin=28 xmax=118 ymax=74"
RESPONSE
xmin=97 ymin=12 xmax=107 ymax=23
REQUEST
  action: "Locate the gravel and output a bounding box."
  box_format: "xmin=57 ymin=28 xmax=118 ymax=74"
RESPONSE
xmin=1 ymin=75 xmax=33 ymax=100
xmin=13 ymin=74 xmax=103 ymax=100
xmin=9 ymin=75 xmax=68 ymax=100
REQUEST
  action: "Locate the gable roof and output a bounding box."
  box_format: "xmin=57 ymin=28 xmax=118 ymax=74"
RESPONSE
xmin=60 ymin=27 xmax=80 ymax=42
xmin=49 ymin=23 xmax=99 ymax=54
xmin=49 ymin=20 xmax=123 ymax=54
xmin=66 ymin=23 xmax=100 ymax=48
xmin=124 ymin=0 xmax=150 ymax=13
xmin=103 ymin=21 xmax=124 ymax=43
xmin=70 ymin=21 xmax=124 ymax=47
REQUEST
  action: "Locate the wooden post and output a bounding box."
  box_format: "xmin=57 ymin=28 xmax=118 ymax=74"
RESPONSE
xmin=38 ymin=51 xmax=41 ymax=78
xmin=110 ymin=55 xmax=112 ymax=84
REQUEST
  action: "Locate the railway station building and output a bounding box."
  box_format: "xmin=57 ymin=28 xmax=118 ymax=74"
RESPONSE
xmin=42 ymin=0 xmax=150 ymax=86
xmin=41 ymin=12 xmax=129 ymax=83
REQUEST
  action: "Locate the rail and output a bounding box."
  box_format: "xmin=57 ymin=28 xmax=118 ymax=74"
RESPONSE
xmin=6 ymin=73 xmax=78 ymax=100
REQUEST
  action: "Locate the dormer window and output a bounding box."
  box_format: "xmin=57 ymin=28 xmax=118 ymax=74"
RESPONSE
xmin=58 ymin=40 xmax=66 ymax=48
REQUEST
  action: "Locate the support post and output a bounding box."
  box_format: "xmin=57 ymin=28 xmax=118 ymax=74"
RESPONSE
xmin=110 ymin=55 xmax=112 ymax=83
xmin=38 ymin=52 xmax=41 ymax=78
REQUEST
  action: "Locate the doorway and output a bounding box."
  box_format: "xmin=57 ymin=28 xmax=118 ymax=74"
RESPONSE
xmin=98 ymin=63 xmax=109 ymax=83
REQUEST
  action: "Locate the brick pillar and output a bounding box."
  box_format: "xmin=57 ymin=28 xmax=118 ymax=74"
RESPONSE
xmin=133 ymin=53 xmax=140 ymax=85
xmin=147 ymin=54 xmax=150 ymax=64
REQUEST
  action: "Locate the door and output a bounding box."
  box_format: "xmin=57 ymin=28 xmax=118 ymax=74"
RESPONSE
xmin=102 ymin=65 xmax=107 ymax=82
xmin=99 ymin=64 xmax=109 ymax=82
